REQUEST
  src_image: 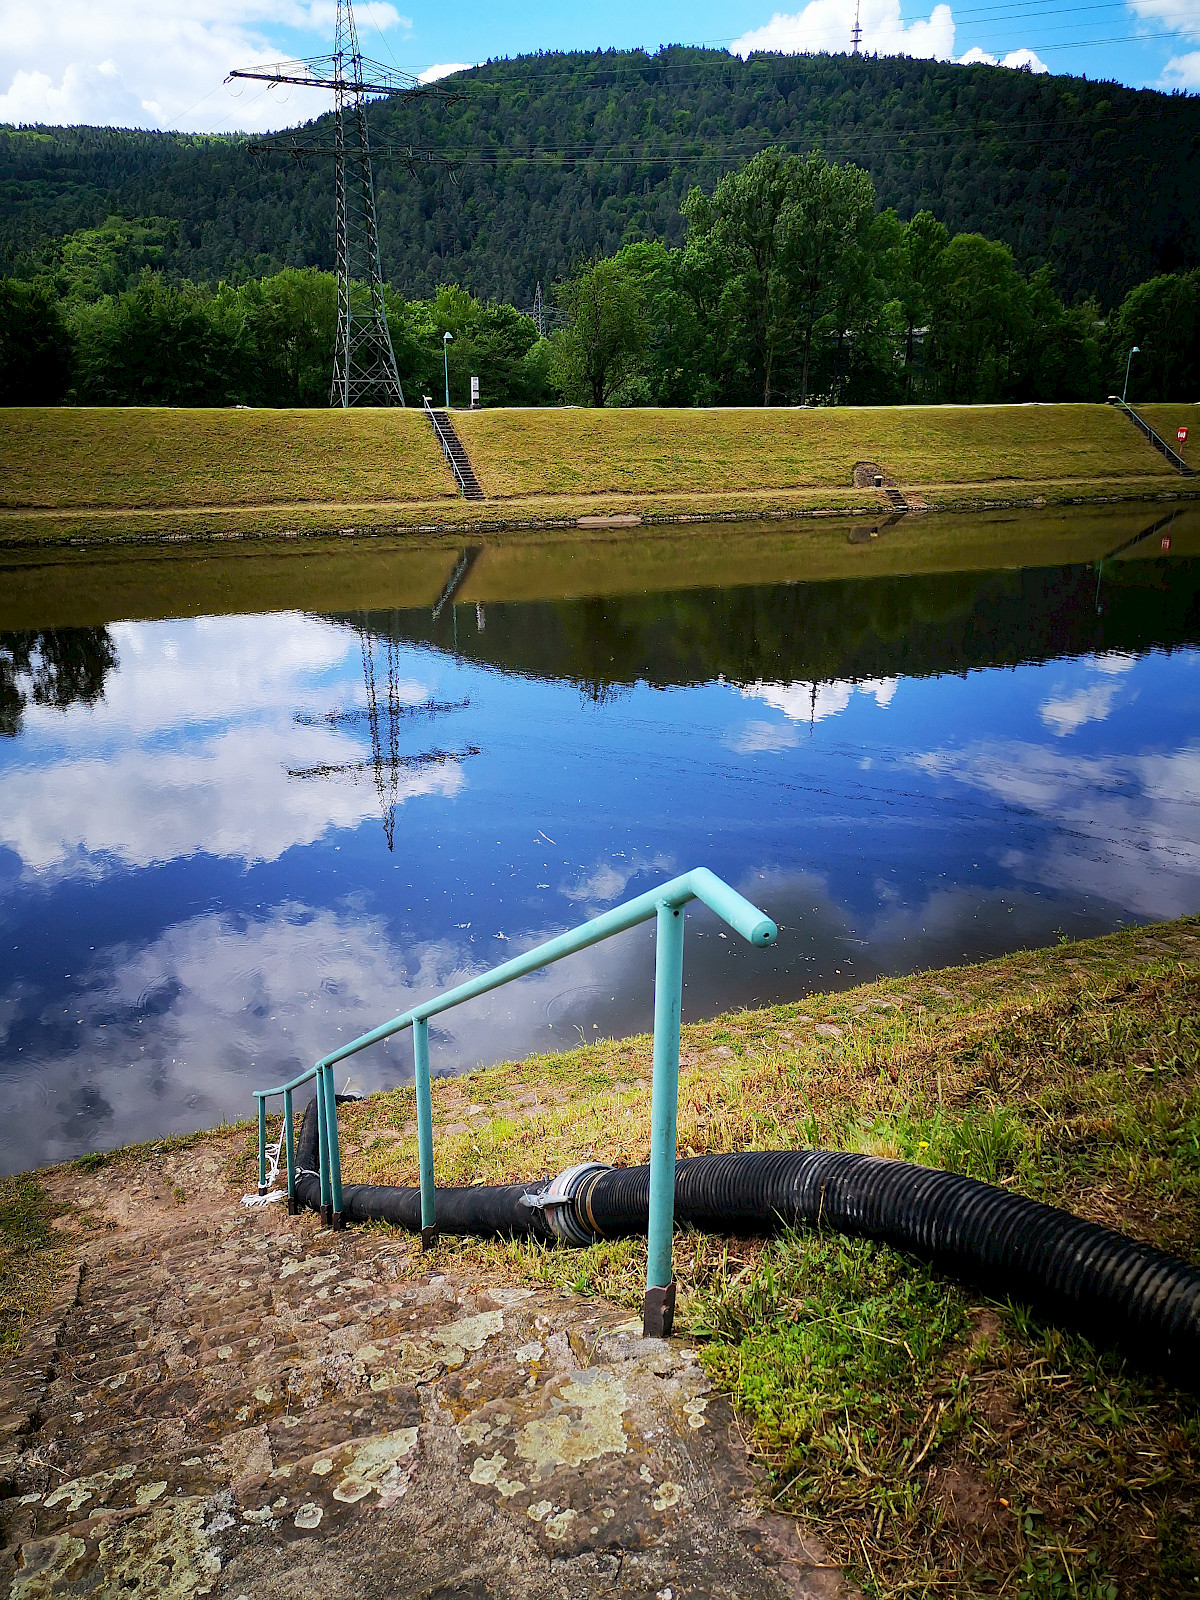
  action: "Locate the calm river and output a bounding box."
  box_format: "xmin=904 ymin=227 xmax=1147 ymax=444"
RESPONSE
xmin=2 ymin=502 xmax=1199 ymax=1173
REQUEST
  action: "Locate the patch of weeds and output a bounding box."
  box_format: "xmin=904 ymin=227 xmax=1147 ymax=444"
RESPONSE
xmin=0 ymin=1173 xmax=70 ymax=1360
xmin=75 ymin=1150 xmax=109 ymax=1173
xmin=694 ymin=1227 xmax=1200 ymax=1597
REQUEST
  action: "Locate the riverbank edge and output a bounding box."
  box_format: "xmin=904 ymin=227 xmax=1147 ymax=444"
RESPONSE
xmin=1 ymin=477 xmax=1196 ymax=551
xmin=5 ymin=918 xmax=1199 ymax=1596
xmin=4 ymin=912 xmax=1195 ymax=1283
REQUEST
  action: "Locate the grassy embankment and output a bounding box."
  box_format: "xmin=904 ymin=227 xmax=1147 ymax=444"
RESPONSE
xmin=0 ymin=402 xmax=1194 ymax=546
xmin=8 ymin=919 xmax=1199 ymax=1595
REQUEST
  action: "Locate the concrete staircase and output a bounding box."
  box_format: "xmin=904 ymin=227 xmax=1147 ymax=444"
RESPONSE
xmin=0 ymin=1151 xmax=848 ymax=1598
xmin=425 ymin=402 xmax=485 ymax=500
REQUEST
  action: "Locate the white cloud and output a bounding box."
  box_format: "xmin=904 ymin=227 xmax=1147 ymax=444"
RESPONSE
xmin=731 ymin=0 xmax=956 ymax=61
xmin=1159 ymin=50 xmax=1200 ymax=86
xmin=740 ymin=677 xmax=899 ymax=724
xmin=0 ymin=0 xmax=410 ymax=132
xmin=728 ymin=719 xmax=801 ymax=754
xmin=1039 ymin=683 xmax=1124 ymax=736
xmin=417 ymin=62 xmax=473 ymax=84
xmin=560 ymin=852 xmax=674 ymax=906
xmin=1129 ymin=0 xmax=1200 ymax=42
xmin=957 ymin=45 xmax=1049 ymax=71
xmin=1038 ymin=652 xmax=1137 ymax=736
xmin=3 ymin=614 xmax=467 ymax=875
xmin=1094 ymin=651 xmax=1138 ymax=677
xmin=904 ymin=738 xmax=1200 ymax=922
xmin=0 ymin=723 xmax=466 ymax=874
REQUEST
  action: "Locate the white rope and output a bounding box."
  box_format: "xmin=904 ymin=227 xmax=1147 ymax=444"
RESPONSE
xmin=240 ymin=1130 xmax=286 ymax=1207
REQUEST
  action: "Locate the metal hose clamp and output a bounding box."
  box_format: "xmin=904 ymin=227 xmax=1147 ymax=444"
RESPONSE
xmin=519 ymin=1161 xmax=612 ymax=1245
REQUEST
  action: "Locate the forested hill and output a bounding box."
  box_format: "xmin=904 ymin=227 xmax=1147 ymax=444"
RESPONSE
xmin=3 ymin=48 xmax=1199 ymax=310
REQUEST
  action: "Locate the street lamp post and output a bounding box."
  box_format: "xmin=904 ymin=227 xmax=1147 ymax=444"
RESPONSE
xmin=443 ymin=332 xmax=453 ymax=409
xmin=1122 ymin=346 xmax=1140 ymax=406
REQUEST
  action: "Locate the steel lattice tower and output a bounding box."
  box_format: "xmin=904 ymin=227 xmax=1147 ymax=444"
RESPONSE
xmin=329 ymin=0 xmax=404 ymax=407
xmin=229 ymin=0 xmax=427 ymax=407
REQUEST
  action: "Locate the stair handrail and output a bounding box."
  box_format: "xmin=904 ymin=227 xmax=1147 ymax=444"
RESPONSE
xmin=253 ymin=867 xmax=777 ymax=1329
xmin=1109 ymin=397 xmax=1194 ymax=474
xmin=423 ymin=395 xmax=470 ymax=497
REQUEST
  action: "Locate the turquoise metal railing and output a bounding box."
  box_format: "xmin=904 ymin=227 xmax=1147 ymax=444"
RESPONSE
xmin=253 ymin=867 xmax=777 ymax=1313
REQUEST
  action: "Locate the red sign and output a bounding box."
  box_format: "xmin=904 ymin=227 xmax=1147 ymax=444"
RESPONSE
xmin=1162 ymin=536 xmax=1173 ymax=552
xmin=1179 ymin=426 xmax=1189 ymax=444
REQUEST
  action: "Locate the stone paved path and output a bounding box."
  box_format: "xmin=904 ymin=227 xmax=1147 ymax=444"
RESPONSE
xmin=1 ymin=1156 xmax=853 ymax=1599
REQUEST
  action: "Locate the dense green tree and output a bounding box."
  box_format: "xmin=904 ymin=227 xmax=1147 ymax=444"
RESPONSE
xmin=682 ymin=149 xmax=798 ymax=405
xmin=69 ymin=272 xmax=249 ymax=404
xmin=781 ymin=155 xmax=877 ymax=404
xmin=0 ymin=279 xmax=75 ymax=403
xmin=1104 ymin=270 xmax=1200 ymax=402
xmin=890 ymin=211 xmax=949 ymax=399
xmin=612 ymin=240 xmax=711 ymax=406
xmin=550 ymin=255 xmax=647 ymax=406
xmin=37 ymin=215 xmax=177 ymax=302
xmin=235 ymin=268 xmax=337 ymax=406
xmin=924 ymin=233 xmax=1030 ymax=402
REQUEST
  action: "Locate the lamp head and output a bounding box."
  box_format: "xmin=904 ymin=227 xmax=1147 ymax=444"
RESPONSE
xmin=1132 ymin=346 xmax=1140 ymax=354
xmin=444 ymin=331 xmax=453 ymax=343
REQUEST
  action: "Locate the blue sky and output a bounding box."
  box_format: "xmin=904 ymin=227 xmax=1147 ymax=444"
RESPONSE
xmin=0 ymin=0 xmax=1196 ymax=133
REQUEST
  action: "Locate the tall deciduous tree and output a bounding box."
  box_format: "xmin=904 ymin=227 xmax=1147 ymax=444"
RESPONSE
xmin=683 ymin=149 xmax=876 ymax=405
xmin=779 ymin=154 xmax=876 ymax=404
xmin=551 ymin=256 xmax=647 ymax=407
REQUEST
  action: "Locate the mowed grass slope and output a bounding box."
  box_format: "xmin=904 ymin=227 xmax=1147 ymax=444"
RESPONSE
xmin=0 ymin=407 xmax=457 ymax=509
xmin=456 ymin=403 xmax=1175 ymax=498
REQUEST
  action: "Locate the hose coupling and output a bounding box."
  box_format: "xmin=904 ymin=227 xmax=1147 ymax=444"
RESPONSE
xmin=519 ymin=1161 xmax=612 ymax=1245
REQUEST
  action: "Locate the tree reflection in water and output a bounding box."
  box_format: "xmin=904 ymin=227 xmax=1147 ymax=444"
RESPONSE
xmin=0 ymin=628 xmax=118 ymax=736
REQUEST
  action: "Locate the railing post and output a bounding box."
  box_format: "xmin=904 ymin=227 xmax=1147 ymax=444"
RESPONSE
xmin=644 ymin=899 xmax=685 ymax=1337
xmin=413 ymin=1017 xmax=438 ymax=1249
xmin=322 ymin=1066 xmax=345 ymax=1229
xmin=284 ymin=1089 xmax=297 ymax=1215
xmin=315 ymin=1072 xmax=332 ymax=1227
xmin=256 ymin=1096 xmax=268 ymax=1195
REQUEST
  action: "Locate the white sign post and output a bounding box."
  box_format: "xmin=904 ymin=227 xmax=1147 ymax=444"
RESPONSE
xmin=470 ymin=376 xmax=480 ymax=409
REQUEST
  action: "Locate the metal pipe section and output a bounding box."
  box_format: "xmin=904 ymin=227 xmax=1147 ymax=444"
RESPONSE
xmin=645 ymin=901 xmax=685 ymax=1336
xmin=257 ymin=1098 xmax=268 ymax=1194
xmin=284 ymin=1090 xmax=296 ymax=1214
xmin=315 ymin=1075 xmax=332 ymax=1226
xmin=413 ymin=1017 xmax=437 ymax=1248
xmin=322 ymin=1066 xmax=345 ymax=1227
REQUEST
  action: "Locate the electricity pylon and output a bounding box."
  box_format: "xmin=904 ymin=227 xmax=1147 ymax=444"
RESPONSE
xmin=228 ymin=0 xmax=419 ymax=407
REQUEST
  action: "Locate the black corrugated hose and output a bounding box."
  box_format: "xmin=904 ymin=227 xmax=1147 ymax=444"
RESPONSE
xmin=292 ymin=1100 xmax=1200 ymax=1389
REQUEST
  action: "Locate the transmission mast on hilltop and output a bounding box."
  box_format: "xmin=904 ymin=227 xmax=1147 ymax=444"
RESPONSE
xmin=229 ymin=0 xmax=428 ymax=406
xmin=851 ymin=0 xmax=863 ymax=53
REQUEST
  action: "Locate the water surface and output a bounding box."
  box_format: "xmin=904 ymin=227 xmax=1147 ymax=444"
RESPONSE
xmin=2 ymin=504 xmax=1198 ymax=1173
